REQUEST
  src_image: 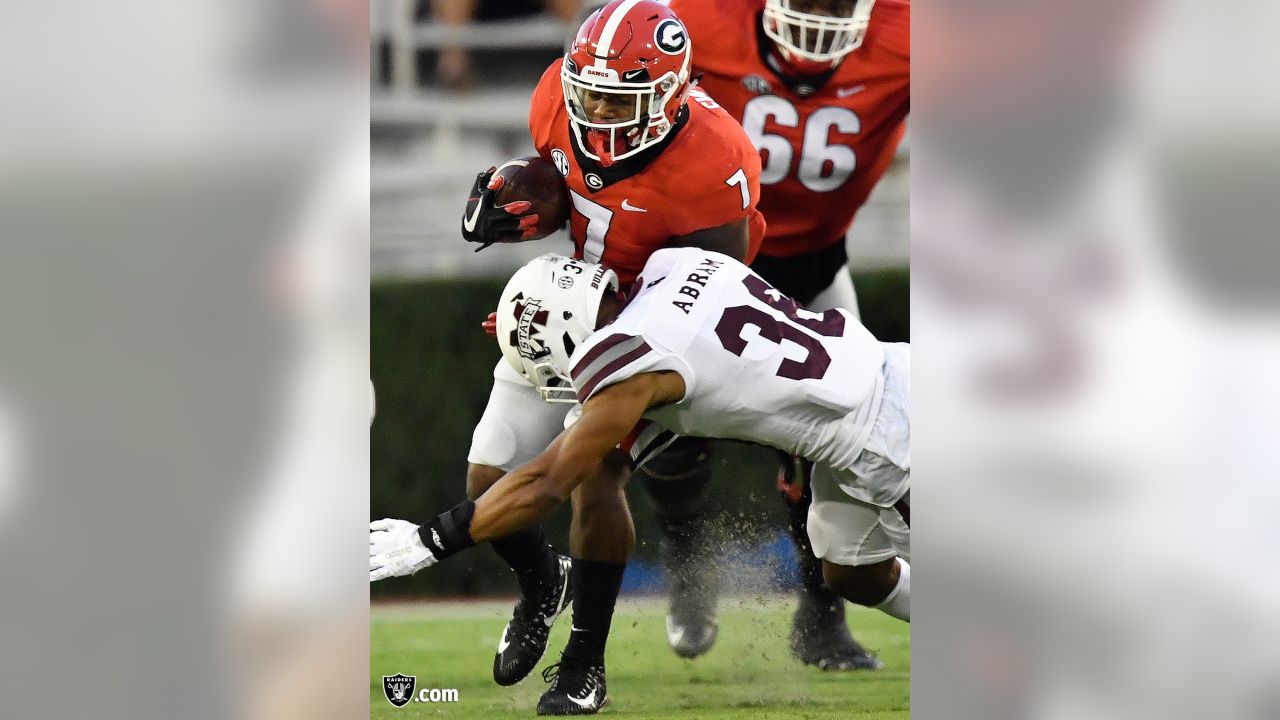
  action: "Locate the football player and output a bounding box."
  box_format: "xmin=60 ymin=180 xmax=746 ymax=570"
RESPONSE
xmin=634 ymin=0 xmax=909 ymax=668
xmin=371 ymin=249 xmax=911 ymax=708
xmin=445 ymin=0 xmax=765 ymax=714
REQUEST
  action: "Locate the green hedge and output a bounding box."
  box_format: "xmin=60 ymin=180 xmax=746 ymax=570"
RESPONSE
xmin=371 ymin=270 xmax=908 ymax=596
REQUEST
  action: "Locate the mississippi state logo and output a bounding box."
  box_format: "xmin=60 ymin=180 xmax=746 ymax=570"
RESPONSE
xmin=551 ymin=148 xmax=570 ymax=177
xmin=743 ymin=74 xmax=772 ymax=95
xmin=510 ymin=294 xmax=552 ymax=360
xmin=383 ymin=674 xmax=416 ymax=708
xmin=654 ymin=19 xmax=687 ymax=55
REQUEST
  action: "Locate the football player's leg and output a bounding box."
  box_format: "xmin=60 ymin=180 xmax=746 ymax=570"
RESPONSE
xmin=783 ymin=266 xmax=860 ymax=619
xmin=468 ymin=361 xmax=574 ymax=685
xmin=636 ymin=436 xmax=720 ymax=658
xmin=778 ymin=452 xmax=881 ymax=670
xmin=807 ymin=465 xmax=910 ymax=622
xmin=822 ymin=557 xmax=910 ymax=622
xmin=537 ymin=450 xmax=631 ymax=716
xmin=754 ymin=249 xmax=877 ymax=669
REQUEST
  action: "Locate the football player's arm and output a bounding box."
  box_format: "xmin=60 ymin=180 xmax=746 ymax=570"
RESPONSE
xmin=467 ymin=371 xmax=685 ymax=541
xmin=669 ymin=217 xmax=751 ymax=263
xmin=370 ymin=372 xmax=684 ymax=581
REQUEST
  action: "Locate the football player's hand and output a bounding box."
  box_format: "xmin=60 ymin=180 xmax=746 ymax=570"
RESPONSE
xmin=369 ymin=518 xmax=438 ymax=581
xmin=481 ymin=312 xmax=498 ymax=336
xmin=461 ymin=168 xmax=541 ymax=251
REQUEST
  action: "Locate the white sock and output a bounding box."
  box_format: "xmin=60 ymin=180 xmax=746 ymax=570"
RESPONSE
xmin=873 ymin=559 xmax=910 ymax=622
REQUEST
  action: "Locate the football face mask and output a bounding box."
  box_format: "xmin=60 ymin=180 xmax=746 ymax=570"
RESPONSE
xmin=495 ymin=254 xmax=619 ymax=403
xmin=763 ymin=0 xmax=875 ymax=67
xmin=563 ymin=78 xmax=675 ymax=165
xmin=561 ymin=0 xmax=692 ymax=166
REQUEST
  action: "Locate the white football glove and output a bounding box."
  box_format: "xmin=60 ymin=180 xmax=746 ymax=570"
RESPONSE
xmin=369 ymin=518 xmax=438 ymax=582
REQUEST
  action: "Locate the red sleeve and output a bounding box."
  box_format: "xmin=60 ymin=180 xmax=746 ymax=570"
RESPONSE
xmin=666 ymin=104 xmax=764 ymax=240
xmin=528 ymin=60 xmax=563 ymax=161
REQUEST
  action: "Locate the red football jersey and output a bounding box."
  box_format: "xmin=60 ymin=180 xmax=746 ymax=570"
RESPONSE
xmin=528 ymin=61 xmax=766 ymax=286
xmin=671 ymin=0 xmax=909 ymax=257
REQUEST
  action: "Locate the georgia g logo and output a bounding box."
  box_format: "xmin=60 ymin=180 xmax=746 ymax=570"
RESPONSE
xmin=383 ymin=674 xmax=416 ymax=708
xmin=654 ymin=19 xmax=686 ymax=55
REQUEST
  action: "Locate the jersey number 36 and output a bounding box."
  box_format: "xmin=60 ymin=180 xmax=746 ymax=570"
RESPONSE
xmin=714 ymin=275 xmax=846 ymax=381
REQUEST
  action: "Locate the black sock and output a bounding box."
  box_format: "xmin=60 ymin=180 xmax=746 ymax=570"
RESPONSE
xmin=562 ymin=559 xmax=626 ymax=663
xmin=490 ymin=525 xmax=558 ymax=597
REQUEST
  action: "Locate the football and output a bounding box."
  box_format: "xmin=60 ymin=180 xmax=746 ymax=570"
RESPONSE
xmin=492 ymin=155 xmax=571 ymax=242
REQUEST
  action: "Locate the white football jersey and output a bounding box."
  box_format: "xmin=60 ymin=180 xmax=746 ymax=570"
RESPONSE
xmin=567 ymin=248 xmax=886 ymax=471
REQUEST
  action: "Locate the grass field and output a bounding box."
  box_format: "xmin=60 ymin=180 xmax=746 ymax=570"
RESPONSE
xmin=371 ymin=596 xmax=909 ymax=719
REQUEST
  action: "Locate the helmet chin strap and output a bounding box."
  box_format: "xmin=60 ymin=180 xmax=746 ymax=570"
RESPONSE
xmin=775 ymin=42 xmax=840 ymax=75
xmin=587 ymin=129 xmax=615 ymax=167
xmin=587 ymin=125 xmax=646 ymax=167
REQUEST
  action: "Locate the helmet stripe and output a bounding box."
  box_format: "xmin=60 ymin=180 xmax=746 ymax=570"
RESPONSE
xmin=594 ymin=0 xmax=646 ymax=70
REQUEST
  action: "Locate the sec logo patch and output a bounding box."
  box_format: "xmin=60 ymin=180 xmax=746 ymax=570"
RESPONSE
xmin=551 ymin=149 xmax=570 ymax=177
xmin=743 ymin=75 xmax=771 ymax=95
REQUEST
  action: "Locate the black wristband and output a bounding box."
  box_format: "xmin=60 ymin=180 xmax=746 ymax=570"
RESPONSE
xmin=418 ymin=499 xmax=477 ymax=560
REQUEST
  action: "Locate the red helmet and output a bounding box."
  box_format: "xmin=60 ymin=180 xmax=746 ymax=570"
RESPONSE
xmin=561 ymin=0 xmax=693 ymax=166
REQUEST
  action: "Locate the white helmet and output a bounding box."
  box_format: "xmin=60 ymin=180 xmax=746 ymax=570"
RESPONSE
xmin=762 ymin=0 xmax=876 ymax=66
xmin=496 ymin=254 xmax=619 ymax=403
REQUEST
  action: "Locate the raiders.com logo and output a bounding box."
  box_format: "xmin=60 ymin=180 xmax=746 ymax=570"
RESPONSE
xmin=382 ymin=674 xmax=460 ymax=707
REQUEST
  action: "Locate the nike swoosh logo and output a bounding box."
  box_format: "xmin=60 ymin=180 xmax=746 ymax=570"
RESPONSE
xmin=547 ymin=567 xmax=570 ymax=626
xmin=620 ymin=199 xmax=647 ymax=213
xmin=567 ymin=688 xmax=597 ymax=708
xmin=497 ymin=627 xmax=511 ymax=654
xmin=836 ymin=85 xmax=866 ymax=98
xmin=463 ymin=197 xmax=483 ymax=232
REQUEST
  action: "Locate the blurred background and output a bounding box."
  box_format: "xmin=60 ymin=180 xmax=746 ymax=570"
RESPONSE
xmin=367 ymin=0 xmax=910 ymax=599
xmin=8 ymin=0 xmax=1275 ymax=717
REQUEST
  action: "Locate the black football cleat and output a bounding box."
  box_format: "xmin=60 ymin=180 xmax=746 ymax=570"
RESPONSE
xmin=536 ymin=656 xmax=608 ymax=715
xmin=665 ymin=603 xmax=718 ymax=659
xmin=658 ymin=517 xmax=721 ymax=659
xmin=790 ymin=591 xmax=883 ymax=671
xmin=493 ymin=554 xmax=573 ymax=686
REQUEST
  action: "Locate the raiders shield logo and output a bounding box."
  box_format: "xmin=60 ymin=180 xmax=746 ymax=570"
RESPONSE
xmin=383 ymin=674 xmax=416 ymax=707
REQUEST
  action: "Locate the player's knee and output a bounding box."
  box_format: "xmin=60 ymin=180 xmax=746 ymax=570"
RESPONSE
xmin=637 ymin=437 xmax=712 ymax=519
xmin=465 ymin=463 xmax=505 ymax=501
xmin=822 ymin=558 xmax=898 ymax=607
xmin=570 ymin=451 xmax=631 ymax=510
